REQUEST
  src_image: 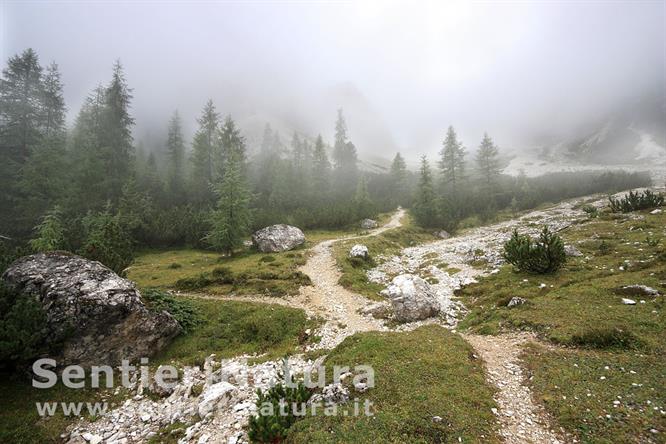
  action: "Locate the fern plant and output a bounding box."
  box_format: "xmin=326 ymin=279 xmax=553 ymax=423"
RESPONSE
xmin=503 ymin=226 xmax=566 ymax=274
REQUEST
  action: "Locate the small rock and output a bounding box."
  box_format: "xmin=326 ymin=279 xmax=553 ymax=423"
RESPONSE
xmin=507 ymin=297 xmax=527 ymax=308
xmin=436 ymin=230 xmax=451 ymax=239
xmin=564 ymin=245 xmax=583 ymax=257
xmin=432 ymin=415 xmax=443 ymax=423
xmin=622 ymin=298 xmax=636 ymax=305
xmin=650 ymin=209 xmax=662 ymax=214
xmin=619 ymin=285 xmax=661 ymax=297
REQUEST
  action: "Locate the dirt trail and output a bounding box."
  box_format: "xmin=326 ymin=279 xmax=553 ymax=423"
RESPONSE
xmin=464 ymin=333 xmax=563 ymax=444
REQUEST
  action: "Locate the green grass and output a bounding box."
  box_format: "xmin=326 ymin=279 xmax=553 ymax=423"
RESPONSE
xmin=152 ymin=297 xmax=319 ymax=366
xmin=287 ymin=325 xmax=500 ymax=443
xmin=334 ymin=214 xmax=436 ymax=301
xmin=0 ymin=375 xmax=129 ymax=444
xmin=522 ymin=345 xmax=666 ymax=444
xmin=128 ymin=248 xmax=310 ymax=297
xmin=457 ymin=206 xmax=666 ymax=441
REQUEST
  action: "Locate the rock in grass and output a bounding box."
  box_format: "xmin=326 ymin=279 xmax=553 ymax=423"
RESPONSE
xmin=360 ymin=218 xmax=378 ymax=229
xmin=650 ymin=208 xmax=662 ymax=214
xmin=507 ymin=297 xmax=527 ymax=308
xmin=360 ymin=301 xmax=392 ymax=319
xmin=349 ymin=244 xmax=369 ymax=258
xmin=564 ymin=245 xmax=583 ymax=257
xmin=436 ymin=230 xmax=451 ymax=239
xmin=619 ymin=285 xmax=661 ymax=297
xmin=251 ymin=224 xmax=305 ymax=253
xmin=622 ymin=298 xmax=637 ymax=305
xmin=382 ymin=274 xmax=440 ymax=322
xmin=1 ymin=252 xmax=182 ymax=368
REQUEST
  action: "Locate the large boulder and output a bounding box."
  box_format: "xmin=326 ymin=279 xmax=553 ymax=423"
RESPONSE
xmin=349 ymin=244 xmax=369 ymax=259
xmin=381 ymin=274 xmax=440 ymax=322
xmin=1 ymin=252 xmax=181 ymax=367
xmin=252 ymin=224 xmax=305 ymax=253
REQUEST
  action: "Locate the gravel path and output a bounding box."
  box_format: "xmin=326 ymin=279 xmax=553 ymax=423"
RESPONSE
xmin=464 ymin=333 xmax=563 ymax=444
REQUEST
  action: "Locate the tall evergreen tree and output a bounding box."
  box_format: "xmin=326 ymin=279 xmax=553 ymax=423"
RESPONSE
xmin=438 ymin=126 xmax=466 ymax=194
xmin=311 ymin=134 xmax=331 ymax=198
xmin=218 ymin=115 xmax=246 ymax=178
xmin=207 ymin=116 xmax=252 ymax=255
xmin=0 ymin=48 xmax=44 ymax=159
xmin=390 ymin=152 xmax=408 ymax=206
xmin=476 ymin=132 xmax=501 ymax=189
xmin=100 ymin=60 xmax=134 ymax=202
xmin=41 ymin=62 xmax=66 ymax=138
xmin=413 ymin=155 xmax=438 ymax=227
xmin=332 ymin=109 xmax=358 ymax=193
xmin=190 ymin=100 xmax=220 ymax=205
xmin=354 ymin=175 xmax=374 ymax=219
xmin=166 ymin=110 xmax=186 ymax=204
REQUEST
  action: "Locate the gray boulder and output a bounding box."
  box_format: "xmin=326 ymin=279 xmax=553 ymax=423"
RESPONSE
xmin=349 ymin=244 xmax=369 ymax=259
xmin=381 ymin=274 xmax=440 ymax=322
xmin=252 ymin=224 xmax=305 ymax=253
xmin=1 ymin=252 xmax=181 ymax=367
xmin=360 ymin=219 xmax=378 ymax=229
xmin=436 ymin=230 xmax=451 ymax=239
xmin=564 ymin=245 xmax=583 ymax=257
xmin=359 ymin=301 xmax=392 ymax=319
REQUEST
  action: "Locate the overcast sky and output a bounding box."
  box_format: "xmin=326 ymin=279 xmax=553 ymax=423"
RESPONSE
xmin=2 ymin=0 xmax=664 ymax=160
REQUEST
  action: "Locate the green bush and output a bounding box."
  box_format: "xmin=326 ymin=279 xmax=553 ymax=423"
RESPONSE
xmin=503 ymin=226 xmax=566 ymax=274
xmin=608 ymin=189 xmax=664 ymax=213
xmin=141 ymin=288 xmax=202 ymax=333
xmin=79 ymin=206 xmax=134 ymax=275
xmin=248 ymin=379 xmax=312 ymax=443
xmin=0 ymin=283 xmax=48 ymax=370
xmin=581 ymin=205 xmax=598 ymax=218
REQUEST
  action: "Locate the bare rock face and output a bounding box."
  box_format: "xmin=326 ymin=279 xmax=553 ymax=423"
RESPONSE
xmin=251 ymin=224 xmax=305 ymax=253
xmin=381 ymin=274 xmax=440 ymax=322
xmin=1 ymin=252 xmax=181 ymax=367
xmin=360 ymin=219 xmax=378 ymax=229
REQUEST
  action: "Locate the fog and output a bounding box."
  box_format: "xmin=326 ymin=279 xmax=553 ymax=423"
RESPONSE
xmin=3 ymin=0 xmax=664 ymax=162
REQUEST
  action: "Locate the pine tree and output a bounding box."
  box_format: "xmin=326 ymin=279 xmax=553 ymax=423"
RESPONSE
xmin=100 ymin=60 xmax=134 ymax=203
xmin=354 ymin=175 xmax=374 ymax=219
xmin=207 ymin=117 xmax=252 ymax=255
xmin=439 ymin=126 xmax=466 ymax=194
xmin=29 ymin=205 xmax=66 ymax=252
xmin=413 ymin=155 xmax=438 ymax=227
xmin=0 ymin=48 xmax=44 ymax=159
xmin=332 ymin=109 xmax=358 ymax=193
xmin=389 ymin=152 xmax=408 ymax=206
xmin=166 ymin=110 xmax=186 ymax=204
xmin=311 ymin=134 xmax=331 ymax=199
xmin=190 ymin=100 xmax=219 ymax=205
xmin=476 ymin=133 xmax=501 ymax=189
xmin=218 ymin=115 xmax=246 ymax=178
xmin=41 ymin=62 xmax=66 ymax=138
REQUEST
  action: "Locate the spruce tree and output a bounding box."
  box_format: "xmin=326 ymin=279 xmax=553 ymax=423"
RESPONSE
xmin=390 ymin=152 xmax=408 ymax=206
xmin=207 ymin=117 xmax=252 ymax=255
xmin=166 ymin=110 xmax=186 ymax=204
xmin=100 ymin=60 xmax=134 ymax=203
xmin=332 ymin=109 xmax=358 ymax=193
xmin=413 ymin=155 xmax=438 ymax=227
xmin=29 ymin=205 xmax=66 ymax=252
xmin=190 ymin=100 xmax=220 ymax=205
xmin=311 ymin=134 xmax=331 ymax=199
xmin=439 ymin=126 xmax=466 ymax=194
xmin=354 ymin=175 xmax=374 ymax=219
xmin=476 ymin=132 xmax=501 ymax=189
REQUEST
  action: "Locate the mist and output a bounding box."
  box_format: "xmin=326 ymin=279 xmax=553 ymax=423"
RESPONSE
xmin=3 ymin=0 xmax=665 ymax=161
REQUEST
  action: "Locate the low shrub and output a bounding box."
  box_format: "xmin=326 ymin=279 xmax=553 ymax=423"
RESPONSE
xmin=248 ymin=379 xmax=312 ymax=443
xmin=167 ymin=262 xmax=182 ymax=269
xmin=581 ymin=205 xmax=598 ymax=218
xmin=0 ymin=283 xmax=48 ymax=370
xmin=568 ymin=327 xmax=642 ymax=350
xmin=141 ymin=288 xmax=203 ymax=333
xmin=608 ymin=189 xmax=664 ymax=213
xmin=503 ymin=226 xmax=566 ymax=274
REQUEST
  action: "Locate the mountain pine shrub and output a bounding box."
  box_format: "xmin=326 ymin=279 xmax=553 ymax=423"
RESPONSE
xmin=608 ymin=190 xmax=664 ymax=213
xmin=503 ymin=226 xmax=566 ymax=274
